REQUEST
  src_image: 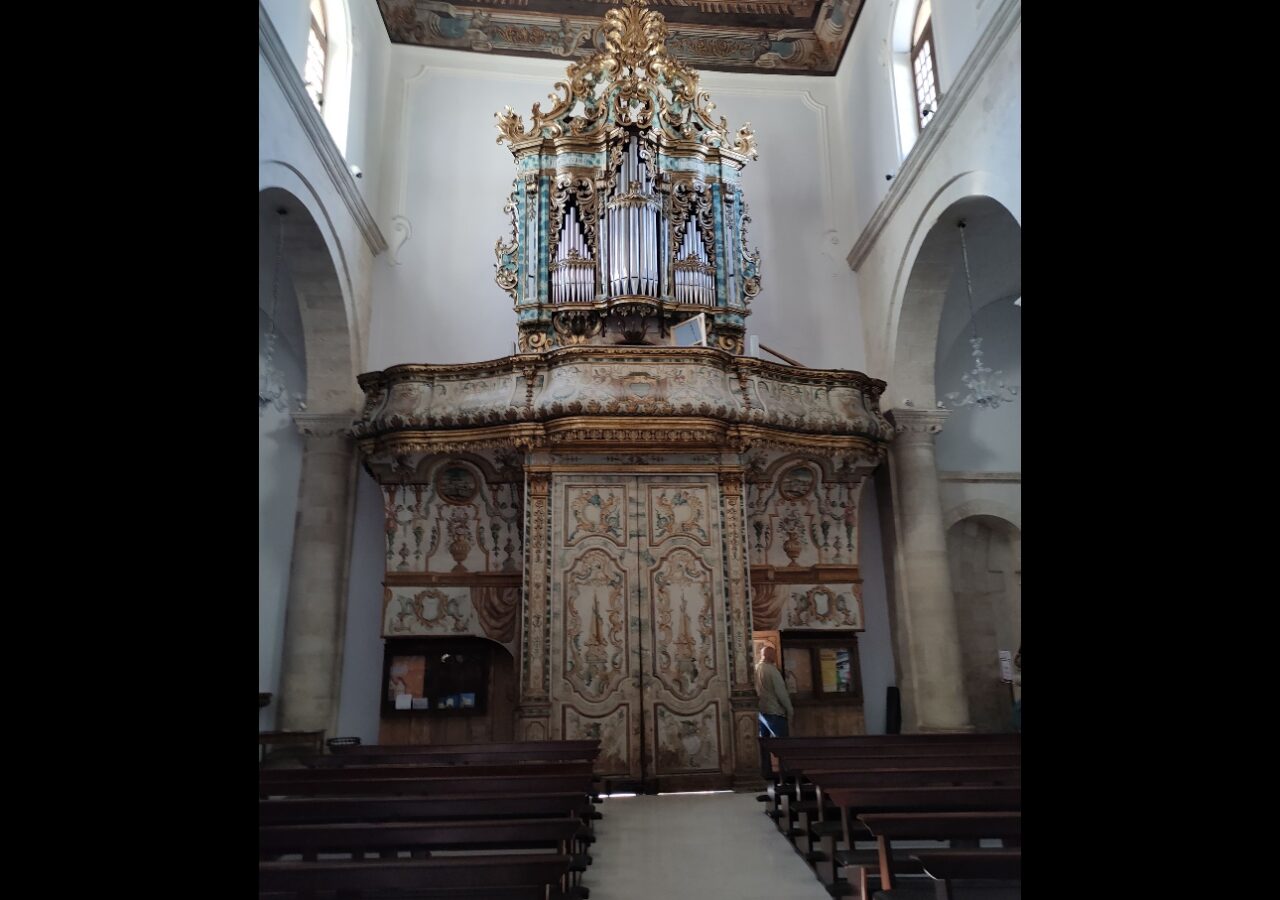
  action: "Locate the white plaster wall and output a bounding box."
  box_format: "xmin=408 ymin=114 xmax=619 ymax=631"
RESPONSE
xmin=832 ymin=0 xmax=902 ymax=248
xmin=368 ymin=47 xmax=870 ymax=372
xmin=346 ymin=0 xmax=392 ymax=215
xmin=336 ymin=470 xmax=387 ymax=742
xmin=259 ymin=212 xmax=308 ymax=733
xmin=856 ymin=475 xmax=896 ymax=733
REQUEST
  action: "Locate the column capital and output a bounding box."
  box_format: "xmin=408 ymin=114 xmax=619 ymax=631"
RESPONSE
xmin=292 ymin=412 xmax=356 ymax=438
xmin=887 ymin=407 xmax=949 ymax=437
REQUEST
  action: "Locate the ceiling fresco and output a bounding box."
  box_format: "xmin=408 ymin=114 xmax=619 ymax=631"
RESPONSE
xmin=375 ymin=0 xmax=867 ymax=75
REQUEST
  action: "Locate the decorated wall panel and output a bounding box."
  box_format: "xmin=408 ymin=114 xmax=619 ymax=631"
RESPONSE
xmin=649 ymin=546 xmax=717 ymax=698
xmin=382 ymin=459 xmax=523 ymax=575
xmin=562 ymin=704 xmax=632 ymax=777
xmin=562 ymin=547 xmax=631 ymax=700
xmin=744 ymin=453 xmax=864 ymax=568
xmin=774 ymin=583 xmax=864 ymax=629
xmin=384 ymin=585 xmax=476 ymax=637
xmin=654 ymin=702 xmax=722 ymax=773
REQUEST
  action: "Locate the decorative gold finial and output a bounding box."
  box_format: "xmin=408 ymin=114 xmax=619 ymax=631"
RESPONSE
xmin=494 ymin=0 xmax=757 ymax=160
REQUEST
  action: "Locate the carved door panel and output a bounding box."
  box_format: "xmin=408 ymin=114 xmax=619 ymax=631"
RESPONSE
xmin=636 ymin=475 xmax=732 ymax=790
xmin=550 ymin=474 xmax=732 ymax=790
xmin=550 ymin=476 xmax=642 ymax=781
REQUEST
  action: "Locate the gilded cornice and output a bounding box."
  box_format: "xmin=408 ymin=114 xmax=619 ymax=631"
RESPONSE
xmin=358 ymin=421 xmax=885 ymax=468
xmin=354 ymin=346 xmax=892 ymax=455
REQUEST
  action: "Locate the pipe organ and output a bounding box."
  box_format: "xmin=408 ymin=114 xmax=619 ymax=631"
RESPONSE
xmin=357 ymin=0 xmax=892 ymax=791
xmin=494 ymin=0 xmax=761 ymax=353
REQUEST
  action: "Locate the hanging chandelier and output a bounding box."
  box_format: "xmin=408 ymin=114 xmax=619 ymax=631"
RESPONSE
xmin=944 ymin=219 xmax=1018 ymax=410
xmin=259 ymin=208 xmax=304 ymax=416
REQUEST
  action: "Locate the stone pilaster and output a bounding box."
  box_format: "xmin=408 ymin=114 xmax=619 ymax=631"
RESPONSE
xmin=278 ymin=412 xmax=359 ymax=738
xmin=517 ymin=471 xmax=552 ymax=739
xmin=885 ymin=408 xmax=971 ymax=732
xmin=720 ymin=471 xmax=759 ymax=782
xmin=719 ymin=472 xmax=752 ymax=690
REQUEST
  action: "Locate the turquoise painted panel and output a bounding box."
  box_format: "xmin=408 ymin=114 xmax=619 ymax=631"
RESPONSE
xmin=554 ymin=152 xmax=606 ymax=168
xmin=537 ymin=177 xmax=550 ymax=304
xmin=660 ymin=157 xmax=711 ymax=176
xmin=712 ymin=184 xmax=726 ymax=308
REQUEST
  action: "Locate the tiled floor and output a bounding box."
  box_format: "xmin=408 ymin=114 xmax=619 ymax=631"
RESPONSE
xmin=580 ymin=791 xmax=833 ymax=900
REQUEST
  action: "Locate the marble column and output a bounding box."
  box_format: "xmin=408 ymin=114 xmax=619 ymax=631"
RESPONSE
xmin=278 ymin=412 xmax=359 ymax=737
xmin=886 ymin=408 xmax=971 ymax=732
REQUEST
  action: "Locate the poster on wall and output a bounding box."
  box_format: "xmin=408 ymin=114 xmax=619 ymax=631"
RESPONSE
xmin=998 ymin=650 xmax=1013 ymax=682
xmin=387 ymin=655 xmax=426 ymax=702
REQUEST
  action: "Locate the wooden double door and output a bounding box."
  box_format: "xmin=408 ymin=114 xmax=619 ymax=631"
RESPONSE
xmin=549 ymin=473 xmax=733 ymax=791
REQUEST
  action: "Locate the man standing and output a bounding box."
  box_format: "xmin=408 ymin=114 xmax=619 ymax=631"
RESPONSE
xmin=756 ymin=644 xmax=794 ymax=782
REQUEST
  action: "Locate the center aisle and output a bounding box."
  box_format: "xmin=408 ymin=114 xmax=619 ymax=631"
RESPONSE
xmin=581 ymin=791 xmax=832 ymax=900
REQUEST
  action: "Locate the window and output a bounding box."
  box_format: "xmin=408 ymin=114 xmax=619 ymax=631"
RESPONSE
xmin=910 ymin=0 xmax=939 ymax=128
xmin=304 ymin=0 xmax=328 ymax=111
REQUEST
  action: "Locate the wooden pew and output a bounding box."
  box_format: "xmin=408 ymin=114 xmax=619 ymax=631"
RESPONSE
xmin=816 ymin=787 xmax=1021 ymax=899
xmin=855 ymin=813 xmax=1021 ymax=899
xmin=762 ymin=736 xmax=1019 ymax=782
xmin=761 ymin=737 xmax=1019 ymax=825
xmin=260 ymin=818 xmax=592 ymax=892
xmin=258 ymin=772 xmax=596 ymax=799
xmin=264 ymin=761 xmax=596 ymax=781
xmin=771 ymin=754 xmax=1020 ymax=839
xmin=327 ymin=740 xmax=599 ymax=757
xmin=259 ymin=853 xmax=574 ymax=899
xmin=314 ymin=741 xmax=601 ymax=768
xmin=260 ymin=794 xmax=595 ymax=828
xmin=260 ymin=817 xmax=587 ymax=857
xmin=763 ymin=734 xmax=1019 ymax=750
xmin=910 ymin=848 xmax=1022 ymax=899
xmin=789 ymin=767 xmax=1020 ymax=862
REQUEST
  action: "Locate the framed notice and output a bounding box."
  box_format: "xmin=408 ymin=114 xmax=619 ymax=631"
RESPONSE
xmin=381 ymin=638 xmax=491 ymax=715
xmin=386 ymin=655 xmax=426 ymax=702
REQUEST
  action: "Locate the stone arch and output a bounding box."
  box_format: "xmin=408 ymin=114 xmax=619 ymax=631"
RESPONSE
xmin=943 ymin=499 xmax=1021 ymax=533
xmin=885 ymin=174 xmax=1020 ymax=410
xmin=259 ymin=169 xmax=361 ymax=415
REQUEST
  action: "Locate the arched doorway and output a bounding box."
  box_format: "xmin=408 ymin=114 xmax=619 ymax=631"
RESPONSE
xmin=945 ymin=514 xmax=1020 ymax=732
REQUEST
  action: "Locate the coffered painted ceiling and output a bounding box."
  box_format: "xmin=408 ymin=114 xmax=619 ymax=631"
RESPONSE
xmin=376 ymin=0 xmax=867 ymax=75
